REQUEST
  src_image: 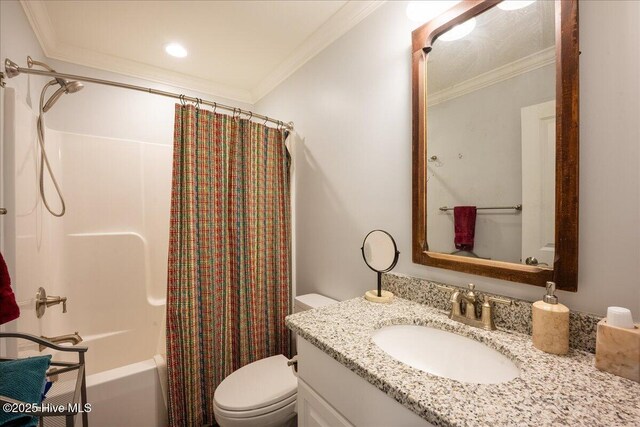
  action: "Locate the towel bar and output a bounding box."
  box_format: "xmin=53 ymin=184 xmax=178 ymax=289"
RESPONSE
xmin=439 ymin=204 xmax=522 ymax=212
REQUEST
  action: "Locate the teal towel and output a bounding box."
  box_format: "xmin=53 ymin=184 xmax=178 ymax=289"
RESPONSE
xmin=0 ymin=355 xmax=52 ymax=427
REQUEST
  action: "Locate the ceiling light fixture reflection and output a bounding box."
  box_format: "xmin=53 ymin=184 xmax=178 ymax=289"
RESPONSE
xmin=438 ymin=18 xmax=476 ymax=41
xmin=406 ymin=1 xmax=461 ymax=23
xmin=165 ymin=43 xmax=188 ymax=58
xmin=497 ymin=0 xmax=536 ymax=11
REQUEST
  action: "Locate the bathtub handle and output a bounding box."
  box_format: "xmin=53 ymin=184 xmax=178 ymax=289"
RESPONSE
xmin=36 ymin=287 xmax=68 ymax=318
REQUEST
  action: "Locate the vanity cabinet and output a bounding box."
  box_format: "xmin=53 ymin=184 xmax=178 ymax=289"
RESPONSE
xmin=297 ymin=380 xmax=353 ymax=427
xmin=297 ymin=337 xmax=433 ymax=427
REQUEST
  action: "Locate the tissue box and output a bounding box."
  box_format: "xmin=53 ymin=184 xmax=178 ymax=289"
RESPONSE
xmin=595 ymin=319 xmax=640 ymax=383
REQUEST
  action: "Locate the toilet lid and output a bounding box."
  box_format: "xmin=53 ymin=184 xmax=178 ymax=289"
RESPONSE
xmin=214 ymin=355 xmax=297 ymax=412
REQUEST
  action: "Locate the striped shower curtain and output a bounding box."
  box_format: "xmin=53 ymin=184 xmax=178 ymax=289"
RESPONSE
xmin=166 ymin=105 xmax=291 ymax=426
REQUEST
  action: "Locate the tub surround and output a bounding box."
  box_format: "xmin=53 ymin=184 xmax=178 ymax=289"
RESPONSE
xmin=382 ymin=273 xmax=602 ymax=353
xmin=286 ymin=297 xmax=640 ymax=426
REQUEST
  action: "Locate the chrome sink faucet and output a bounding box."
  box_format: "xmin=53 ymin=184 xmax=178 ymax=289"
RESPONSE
xmin=437 ymin=283 xmax=512 ymax=330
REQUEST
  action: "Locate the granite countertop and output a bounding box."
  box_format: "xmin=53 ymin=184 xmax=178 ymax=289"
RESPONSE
xmin=286 ymin=297 xmax=640 ymax=427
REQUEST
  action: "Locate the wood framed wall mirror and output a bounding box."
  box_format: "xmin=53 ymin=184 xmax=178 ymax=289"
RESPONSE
xmin=411 ymin=0 xmax=579 ymax=291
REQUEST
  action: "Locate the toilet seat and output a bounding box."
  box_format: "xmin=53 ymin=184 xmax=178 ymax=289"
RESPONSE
xmin=214 ymin=393 xmax=296 ymax=419
xmin=213 ymin=399 xmax=296 ymax=427
xmin=214 ymin=355 xmax=298 ymax=420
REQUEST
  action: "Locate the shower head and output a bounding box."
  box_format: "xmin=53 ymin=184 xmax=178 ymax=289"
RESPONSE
xmin=64 ymin=80 xmax=84 ymax=94
xmin=42 ymin=79 xmax=84 ymax=112
xmin=42 ymin=80 xmax=84 ymax=112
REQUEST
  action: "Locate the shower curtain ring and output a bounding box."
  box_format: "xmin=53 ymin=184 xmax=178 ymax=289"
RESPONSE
xmin=213 ymin=102 xmax=217 ymax=113
xmin=179 ymin=95 xmax=186 ymax=106
xmin=264 ymin=116 xmax=269 ymax=126
xmin=248 ymin=111 xmax=253 ymax=121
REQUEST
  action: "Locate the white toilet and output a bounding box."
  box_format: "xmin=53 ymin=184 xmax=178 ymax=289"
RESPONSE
xmin=213 ymin=293 xmax=337 ymax=427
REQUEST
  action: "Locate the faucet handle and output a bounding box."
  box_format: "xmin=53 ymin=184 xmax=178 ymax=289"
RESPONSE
xmin=435 ymin=284 xmax=462 ymax=317
xmin=483 ymin=294 xmax=513 ymax=306
xmin=35 ymin=287 xmax=68 ymax=318
xmin=481 ymin=295 xmax=513 ymax=330
xmin=435 ymin=284 xmax=461 ymax=302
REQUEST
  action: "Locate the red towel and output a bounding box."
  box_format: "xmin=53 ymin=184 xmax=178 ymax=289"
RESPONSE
xmin=0 ymin=252 xmax=20 ymax=325
xmin=454 ymin=206 xmax=477 ymax=251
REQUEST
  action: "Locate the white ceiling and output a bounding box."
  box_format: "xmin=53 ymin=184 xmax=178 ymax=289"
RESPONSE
xmin=21 ymin=0 xmax=384 ymax=104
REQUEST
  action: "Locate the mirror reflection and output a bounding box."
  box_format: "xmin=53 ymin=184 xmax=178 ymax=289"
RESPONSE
xmin=362 ymin=230 xmax=398 ymax=272
xmin=426 ymin=1 xmax=555 ymax=266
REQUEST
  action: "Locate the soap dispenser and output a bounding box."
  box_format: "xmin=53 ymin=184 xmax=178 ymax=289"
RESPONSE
xmin=532 ymin=281 xmax=569 ymax=355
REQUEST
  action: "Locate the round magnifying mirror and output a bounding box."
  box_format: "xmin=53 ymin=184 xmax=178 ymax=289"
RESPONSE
xmin=361 ymin=230 xmax=399 ymax=303
xmin=362 ymin=230 xmax=398 ymax=272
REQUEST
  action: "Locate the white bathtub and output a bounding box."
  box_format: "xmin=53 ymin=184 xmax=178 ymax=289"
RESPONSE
xmin=31 ymin=329 xmax=168 ymax=427
xmin=84 ymin=357 xmax=168 ymax=427
xmin=42 ymin=356 xmax=168 ymax=427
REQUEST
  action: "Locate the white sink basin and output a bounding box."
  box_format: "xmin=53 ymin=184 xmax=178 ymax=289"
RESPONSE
xmin=372 ymin=324 xmax=520 ymax=384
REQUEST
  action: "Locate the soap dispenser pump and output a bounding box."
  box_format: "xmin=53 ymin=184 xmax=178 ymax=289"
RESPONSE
xmin=532 ymin=281 xmax=569 ymax=355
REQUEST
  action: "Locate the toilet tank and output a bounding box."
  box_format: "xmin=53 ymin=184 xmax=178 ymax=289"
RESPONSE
xmin=294 ymin=293 xmax=337 ymax=313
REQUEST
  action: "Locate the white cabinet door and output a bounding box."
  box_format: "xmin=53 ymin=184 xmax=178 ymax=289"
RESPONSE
xmin=521 ymin=100 xmax=556 ymax=266
xmin=298 ymin=379 xmax=353 ymax=427
xmin=297 ymin=337 xmax=434 ymax=427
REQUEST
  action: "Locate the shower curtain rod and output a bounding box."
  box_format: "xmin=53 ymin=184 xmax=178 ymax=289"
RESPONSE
xmin=3 ymin=58 xmax=293 ymax=130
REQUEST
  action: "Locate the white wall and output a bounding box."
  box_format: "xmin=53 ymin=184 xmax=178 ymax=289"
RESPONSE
xmin=256 ymin=1 xmax=640 ymax=317
xmin=427 ymin=63 xmax=554 ymax=262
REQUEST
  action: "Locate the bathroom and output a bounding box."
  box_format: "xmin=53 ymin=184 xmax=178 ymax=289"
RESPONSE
xmin=0 ymin=0 xmax=638 ymax=426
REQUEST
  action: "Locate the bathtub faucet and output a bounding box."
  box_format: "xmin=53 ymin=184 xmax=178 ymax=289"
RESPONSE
xmin=39 ymin=332 xmax=83 ymax=352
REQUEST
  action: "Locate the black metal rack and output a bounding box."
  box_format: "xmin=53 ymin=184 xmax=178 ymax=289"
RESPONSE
xmin=0 ymin=332 xmax=88 ymax=427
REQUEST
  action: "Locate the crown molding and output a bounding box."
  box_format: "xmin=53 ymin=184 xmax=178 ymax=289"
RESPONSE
xmin=251 ymin=1 xmax=386 ymax=103
xmin=19 ymin=0 xmax=57 ymax=53
xmin=20 ymin=0 xmax=386 ymax=105
xmin=428 ymin=46 xmax=555 ymax=107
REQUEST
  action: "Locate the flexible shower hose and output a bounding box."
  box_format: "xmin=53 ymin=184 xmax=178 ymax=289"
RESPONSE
xmin=37 ymin=80 xmax=66 ymax=217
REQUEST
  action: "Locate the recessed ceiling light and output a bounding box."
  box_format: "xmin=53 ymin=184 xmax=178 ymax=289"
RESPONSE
xmin=165 ymin=43 xmax=187 ymax=58
xmin=438 ymin=18 xmax=476 ymax=41
xmin=498 ymin=0 xmax=536 ymax=11
xmin=406 ymin=1 xmax=461 ymax=23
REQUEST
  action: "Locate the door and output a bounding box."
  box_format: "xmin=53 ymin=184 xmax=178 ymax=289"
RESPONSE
xmin=521 ymin=100 xmax=555 ymax=267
